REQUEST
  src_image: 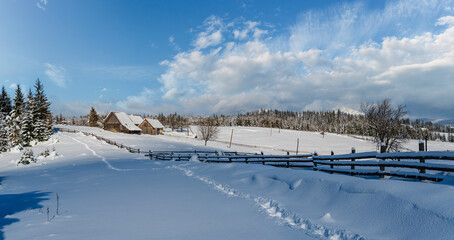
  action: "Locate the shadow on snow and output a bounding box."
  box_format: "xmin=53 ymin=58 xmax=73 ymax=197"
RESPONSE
xmin=0 ymin=177 xmax=50 ymax=240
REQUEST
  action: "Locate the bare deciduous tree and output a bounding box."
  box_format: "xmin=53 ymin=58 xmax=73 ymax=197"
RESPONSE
xmin=197 ymin=117 xmax=219 ymax=146
xmin=361 ymin=99 xmax=407 ymax=152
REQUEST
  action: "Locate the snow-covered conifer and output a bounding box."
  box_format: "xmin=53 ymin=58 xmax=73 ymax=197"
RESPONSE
xmin=0 ymin=86 xmax=12 ymax=116
xmin=0 ymin=86 xmax=12 ymax=150
xmin=21 ymin=89 xmax=35 ymax=146
xmin=0 ymin=117 xmax=8 ymax=151
xmin=8 ymin=85 xmax=25 ymax=146
xmin=4 ymin=115 xmax=16 ymax=147
xmin=32 ymin=79 xmax=52 ymax=141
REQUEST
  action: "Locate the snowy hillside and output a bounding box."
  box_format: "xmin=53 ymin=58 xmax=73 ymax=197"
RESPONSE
xmin=0 ymin=127 xmax=453 ymax=239
xmin=60 ymin=125 xmax=454 ymax=155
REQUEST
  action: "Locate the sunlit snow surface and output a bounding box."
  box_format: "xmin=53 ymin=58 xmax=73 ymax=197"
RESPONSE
xmin=0 ymin=126 xmax=453 ymax=239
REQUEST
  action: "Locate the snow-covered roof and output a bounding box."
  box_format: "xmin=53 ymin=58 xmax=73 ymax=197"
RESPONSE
xmin=128 ymin=115 xmax=143 ymax=125
xmin=144 ymin=118 xmax=164 ymax=129
xmin=112 ymin=112 xmax=141 ymax=131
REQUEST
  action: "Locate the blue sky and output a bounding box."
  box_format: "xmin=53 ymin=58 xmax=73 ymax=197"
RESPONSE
xmin=1 ymin=0 xmax=454 ymax=119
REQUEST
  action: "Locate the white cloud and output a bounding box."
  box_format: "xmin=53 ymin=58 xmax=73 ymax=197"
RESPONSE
xmin=45 ymin=63 xmax=67 ymax=87
xmin=193 ymin=16 xmax=224 ymax=49
xmin=168 ymin=35 xmax=180 ymax=51
xmin=233 ymin=29 xmax=248 ymax=40
xmin=436 ymin=16 xmax=454 ymax=25
xmin=36 ymin=0 xmax=48 ymax=11
xmin=101 ymin=88 xmax=107 ymax=92
xmin=232 ymin=21 xmax=268 ymax=40
xmin=116 ymin=88 xmax=155 ymax=113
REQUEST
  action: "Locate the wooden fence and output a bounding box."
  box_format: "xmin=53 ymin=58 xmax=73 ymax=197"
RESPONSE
xmin=147 ymin=151 xmax=313 ymax=168
xmin=57 ymin=127 xmax=454 ymax=183
xmin=312 ymin=151 xmax=454 ymax=182
xmin=149 ymin=149 xmax=454 ymax=182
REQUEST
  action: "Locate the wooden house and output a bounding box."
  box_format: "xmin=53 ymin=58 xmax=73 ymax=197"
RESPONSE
xmin=103 ymin=112 xmax=142 ymax=134
xmin=139 ymin=118 xmax=164 ymax=135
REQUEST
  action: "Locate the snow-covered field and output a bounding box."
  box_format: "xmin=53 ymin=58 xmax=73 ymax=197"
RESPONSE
xmin=0 ymin=126 xmax=453 ymax=239
xmin=60 ymin=125 xmax=454 ymax=155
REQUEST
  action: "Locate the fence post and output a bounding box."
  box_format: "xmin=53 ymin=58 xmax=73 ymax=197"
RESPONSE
xmin=330 ymin=150 xmax=334 ymax=171
xmin=425 ymin=135 xmax=428 ymax=152
xmin=313 ymin=152 xmax=318 ymax=170
xmin=296 ymin=138 xmax=299 ymax=155
xmin=229 ymin=129 xmax=233 ymax=148
xmin=419 ymin=140 xmax=426 ymax=173
xmin=380 ymin=143 xmax=386 ymax=154
xmin=379 ymin=142 xmax=386 ymax=178
xmin=351 ymin=148 xmax=356 ymax=171
xmin=418 ymin=140 xmax=424 ymax=152
xmin=419 ymin=157 xmax=426 ymax=174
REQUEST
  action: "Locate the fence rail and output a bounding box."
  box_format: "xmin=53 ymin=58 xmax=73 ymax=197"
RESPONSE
xmin=148 ymin=150 xmax=312 ymax=167
xmin=312 ymin=151 xmax=454 ymax=182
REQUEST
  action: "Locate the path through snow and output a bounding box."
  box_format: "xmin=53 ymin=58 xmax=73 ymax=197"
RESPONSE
xmin=170 ymin=164 xmax=364 ymax=240
xmin=66 ymin=133 xmax=137 ymax=172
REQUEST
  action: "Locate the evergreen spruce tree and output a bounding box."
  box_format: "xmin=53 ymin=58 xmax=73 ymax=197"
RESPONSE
xmin=88 ymin=107 xmax=99 ymax=127
xmin=0 ymin=86 xmax=12 ymax=150
xmin=0 ymin=117 xmax=8 ymax=151
xmin=9 ymin=85 xmax=25 ymax=146
xmin=32 ymin=79 xmax=52 ymax=141
xmin=4 ymin=115 xmax=14 ymax=148
xmin=0 ymin=86 xmax=12 ymax=116
xmin=21 ymin=89 xmax=35 ymax=146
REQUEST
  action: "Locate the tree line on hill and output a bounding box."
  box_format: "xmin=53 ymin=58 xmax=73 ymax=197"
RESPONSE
xmin=152 ymin=102 xmax=454 ymax=144
xmin=0 ymin=79 xmax=53 ymax=151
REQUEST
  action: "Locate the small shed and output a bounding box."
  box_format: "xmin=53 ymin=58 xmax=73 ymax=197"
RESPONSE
xmin=103 ymin=112 xmax=142 ymax=134
xmin=139 ymin=118 xmax=164 ymax=135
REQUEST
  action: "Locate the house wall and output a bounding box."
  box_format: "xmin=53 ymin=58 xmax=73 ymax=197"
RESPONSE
xmin=104 ymin=124 xmax=121 ymax=132
xmin=104 ymin=113 xmax=124 ymax=133
xmin=140 ymin=121 xmax=158 ymax=135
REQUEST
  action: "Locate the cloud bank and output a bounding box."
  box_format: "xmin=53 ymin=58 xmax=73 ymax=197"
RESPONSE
xmin=152 ymin=0 xmax=454 ymax=118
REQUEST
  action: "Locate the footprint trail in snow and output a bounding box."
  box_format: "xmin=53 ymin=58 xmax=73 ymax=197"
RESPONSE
xmin=170 ymin=164 xmax=364 ymax=240
xmin=66 ymin=134 xmax=136 ymax=172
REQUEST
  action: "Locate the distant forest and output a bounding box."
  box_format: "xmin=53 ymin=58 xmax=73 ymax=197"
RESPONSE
xmin=57 ymin=109 xmax=454 ymax=143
